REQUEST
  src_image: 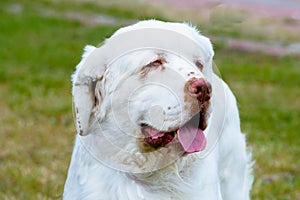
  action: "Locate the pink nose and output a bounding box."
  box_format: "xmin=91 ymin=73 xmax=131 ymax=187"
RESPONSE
xmin=187 ymin=78 xmax=212 ymax=102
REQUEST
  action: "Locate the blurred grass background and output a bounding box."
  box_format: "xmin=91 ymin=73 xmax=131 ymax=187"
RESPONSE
xmin=0 ymin=0 xmax=299 ymax=199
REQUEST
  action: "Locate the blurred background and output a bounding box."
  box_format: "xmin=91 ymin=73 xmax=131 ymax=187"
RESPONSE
xmin=0 ymin=0 xmax=299 ymax=199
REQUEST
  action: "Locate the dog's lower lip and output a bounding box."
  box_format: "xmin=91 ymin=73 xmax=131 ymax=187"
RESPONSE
xmin=141 ymin=124 xmax=176 ymax=148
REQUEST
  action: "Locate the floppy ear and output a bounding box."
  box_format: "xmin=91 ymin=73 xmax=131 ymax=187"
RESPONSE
xmin=72 ymin=45 xmax=106 ymax=136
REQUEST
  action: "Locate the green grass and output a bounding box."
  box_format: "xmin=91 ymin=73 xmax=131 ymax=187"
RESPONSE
xmin=206 ymin=7 xmax=300 ymax=44
xmin=0 ymin=1 xmax=120 ymax=198
xmin=0 ymin=0 xmax=299 ymax=199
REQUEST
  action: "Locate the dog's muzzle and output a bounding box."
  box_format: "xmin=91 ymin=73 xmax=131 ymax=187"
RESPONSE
xmin=142 ymin=78 xmax=212 ymax=154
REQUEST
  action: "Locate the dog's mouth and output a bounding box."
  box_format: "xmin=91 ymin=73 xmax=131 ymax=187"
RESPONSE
xmin=141 ymin=114 xmax=206 ymax=154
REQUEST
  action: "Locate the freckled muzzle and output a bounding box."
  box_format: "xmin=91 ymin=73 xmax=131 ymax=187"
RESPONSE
xmin=140 ymin=77 xmax=212 ymax=154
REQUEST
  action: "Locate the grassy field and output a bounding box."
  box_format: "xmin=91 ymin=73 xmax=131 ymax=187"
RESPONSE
xmin=0 ymin=0 xmax=299 ymax=199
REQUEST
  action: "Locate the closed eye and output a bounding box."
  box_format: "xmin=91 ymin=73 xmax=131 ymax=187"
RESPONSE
xmin=195 ymin=60 xmax=204 ymax=71
xmin=140 ymin=58 xmax=167 ymax=78
xmin=145 ymin=58 xmax=166 ymax=68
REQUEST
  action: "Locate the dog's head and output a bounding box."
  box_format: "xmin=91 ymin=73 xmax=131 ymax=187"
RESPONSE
xmin=72 ymin=20 xmax=215 ymax=171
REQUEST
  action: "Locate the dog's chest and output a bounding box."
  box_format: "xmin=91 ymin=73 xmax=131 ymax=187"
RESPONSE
xmin=64 ymin=139 xmax=223 ymax=200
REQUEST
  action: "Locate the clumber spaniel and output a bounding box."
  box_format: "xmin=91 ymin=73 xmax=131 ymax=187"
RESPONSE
xmin=63 ymin=20 xmax=253 ymax=200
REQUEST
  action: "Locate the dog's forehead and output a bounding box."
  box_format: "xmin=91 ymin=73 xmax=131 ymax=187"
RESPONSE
xmin=113 ymin=20 xmax=200 ymax=43
xmin=78 ymin=20 xmax=214 ymax=85
xmin=102 ymin=20 xmax=213 ymax=64
xmin=106 ymin=49 xmax=198 ymax=75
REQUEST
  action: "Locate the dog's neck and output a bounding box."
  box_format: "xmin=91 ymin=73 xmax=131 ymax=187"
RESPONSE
xmin=118 ymin=154 xmax=200 ymax=198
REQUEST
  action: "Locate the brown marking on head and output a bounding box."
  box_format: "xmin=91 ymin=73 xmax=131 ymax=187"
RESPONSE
xmin=184 ymin=78 xmax=197 ymax=102
xmin=75 ymin=110 xmax=84 ymax=135
xmin=187 ymin=71 xmax=195 ymax=77
xmin=195 ymin=60 xmax=204 ymax=71
xmin=75 ymin=109 xmax=83 ymax=134
xmin=183 ymin=97 xmax=210 ymax=131
xmin=199 ymin=101 xmax=210 ymax=130
xmin=147 ymin=58 xmax=166 ymax=70
xmin=184 ymin=78 xmax=211 ymax=129
xmin=140 ymin=58 xmax=167 ymax=79
xmin=94 ymin=80 xmax=103 ymax=107
xmin=184 ymin=78 xmax=201 ymax=115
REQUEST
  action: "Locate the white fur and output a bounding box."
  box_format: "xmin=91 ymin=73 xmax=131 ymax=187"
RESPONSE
xmin=63 ymin=20 xmax=253 ymax=200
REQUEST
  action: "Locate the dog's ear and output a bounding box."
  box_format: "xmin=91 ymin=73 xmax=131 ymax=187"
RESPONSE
xmin=72 ymin=45 xmax=106 ymax=136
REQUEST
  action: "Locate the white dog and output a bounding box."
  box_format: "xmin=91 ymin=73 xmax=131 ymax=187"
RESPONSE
xmin=63 ymin=20 xmax=253 ymax=200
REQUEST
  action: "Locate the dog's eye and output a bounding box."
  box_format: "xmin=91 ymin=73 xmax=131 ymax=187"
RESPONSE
xmin=146 ymin=59 xmax=165 ymax=68
xmin=195 ymin=60 xmax=204 ymax=71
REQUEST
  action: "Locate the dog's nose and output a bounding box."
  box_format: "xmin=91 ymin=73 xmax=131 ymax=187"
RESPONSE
xmin=187 ymin=78 xmax=212 ymax=102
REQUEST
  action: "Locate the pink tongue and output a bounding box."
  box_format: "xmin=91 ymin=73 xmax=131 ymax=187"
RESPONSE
xmin=177 ymin=125 xmax=206 ymax=153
